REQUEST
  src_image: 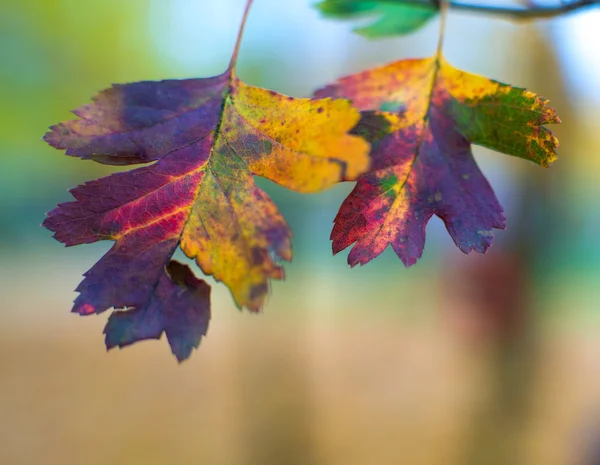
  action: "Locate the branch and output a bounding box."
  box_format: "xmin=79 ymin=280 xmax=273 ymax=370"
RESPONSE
xmin=450 ymin=0 xmax=599 ymax=19
xmin=379 ymin=0 xmax=600 ymax=20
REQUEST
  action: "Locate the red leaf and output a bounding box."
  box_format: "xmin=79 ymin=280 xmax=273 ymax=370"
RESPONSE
xmin=316 ymin=56 xmax=559 ymax=266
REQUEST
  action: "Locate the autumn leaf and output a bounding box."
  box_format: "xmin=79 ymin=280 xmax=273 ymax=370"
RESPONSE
xmin=43 ymin=1 xmax=369 ymax=360
xmin=315 ymin=0 xmax=437 ymax=38
xmin=315 ymin=54 xmax=560 ymax=267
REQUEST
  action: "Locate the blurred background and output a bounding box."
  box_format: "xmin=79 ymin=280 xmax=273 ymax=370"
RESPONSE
xmin=1 ymin=0 xmax=600 ymax=464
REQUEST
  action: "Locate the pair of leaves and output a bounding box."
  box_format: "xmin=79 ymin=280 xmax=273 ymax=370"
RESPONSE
xmin=44 ymin=2 xmax=559 ymax=361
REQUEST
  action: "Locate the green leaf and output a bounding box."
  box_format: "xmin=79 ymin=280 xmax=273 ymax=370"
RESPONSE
xmin=315 ymin=0 xmax=437 ymax=38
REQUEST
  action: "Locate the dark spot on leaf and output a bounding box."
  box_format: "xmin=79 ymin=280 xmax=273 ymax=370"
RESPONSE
xmin=250 ymin=283 xmax=268 ymax=301
xmin=350 ymin=111 xmax=394 ymax=142
xmin=263 ymin=140 xmax=273 ymax=154
xmin=251 ymin=246 xmax=264 ymax=265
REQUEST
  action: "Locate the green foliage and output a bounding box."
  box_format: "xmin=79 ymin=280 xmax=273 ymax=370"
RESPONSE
xmin=315 ymin=0 xmax=437 ymax=37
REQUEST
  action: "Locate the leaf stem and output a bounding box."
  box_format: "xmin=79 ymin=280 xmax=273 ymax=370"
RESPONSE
xmin=377 ymin=0 xmax=598 ymax=20
xmin=436 ymin=0 xmax=449 ymax=56
xmin=229 ymin=0 xmax=254 ymax=71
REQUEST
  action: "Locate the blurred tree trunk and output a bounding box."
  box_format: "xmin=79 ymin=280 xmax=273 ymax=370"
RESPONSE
xmin=235 ymin=320 xmax=317 ymax=465
xmin=442 ymin=24 xmax=574 ymax=465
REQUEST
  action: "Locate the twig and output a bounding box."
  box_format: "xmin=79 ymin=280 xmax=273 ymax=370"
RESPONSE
xmin=378 ymin=0 xmax=600 ymax=20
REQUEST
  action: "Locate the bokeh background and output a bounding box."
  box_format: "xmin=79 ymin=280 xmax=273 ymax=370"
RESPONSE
xmin=1 ymin=0 xmax=600 ymax=464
